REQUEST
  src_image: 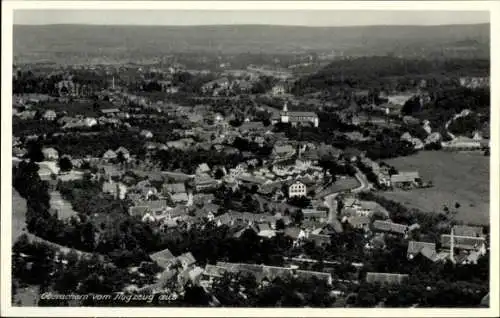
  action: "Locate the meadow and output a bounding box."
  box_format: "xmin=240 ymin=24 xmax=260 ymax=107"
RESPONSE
xmin=382 ymin=150 xmax=489 ymax=225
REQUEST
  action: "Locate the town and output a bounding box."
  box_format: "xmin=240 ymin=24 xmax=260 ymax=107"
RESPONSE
xmin=10 ymin=21 xmax=490 ymax=309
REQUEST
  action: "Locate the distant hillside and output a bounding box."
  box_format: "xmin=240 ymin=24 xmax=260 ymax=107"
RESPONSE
xmin=13 ymin=23 xmax=490 ymax=64
xmin=293 ymin=56 xmax=490 ymax=93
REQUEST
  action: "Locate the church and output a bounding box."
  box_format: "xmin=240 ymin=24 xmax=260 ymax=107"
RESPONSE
xmin=271 ymin=102 xmax=319 ymax=128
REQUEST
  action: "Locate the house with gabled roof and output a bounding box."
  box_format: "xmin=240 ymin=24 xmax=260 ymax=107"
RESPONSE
xmin=284 ymin=227 xmax=307 ymax=246
xmin=302 ymin=208 xmax=328 ymax=223
xmin=115 ymin=147 xmax=131 ymax=160
xmin=272 ymin=144 xmax=296 ymax=159
xmin=196 ymin=163 xmax=211 ymax=176
xmin=366 ymin=272 xmax=409 ymax=285
xmin=236 ymin=174 xmax=268 ymax=187
xmin=452 ymin=225 xmax=484 ymax=237
xmin=102 ymin=149 xmax=117 ymax=161
xmin=149 ymin=248 xmax=176 ymax=269
xmin=213 ymin=261 xmax=332 ymax=286
xmin=129 ymin=206 xmax=150 ymax=218
xmin=440 ymin=234 xmax=486 ymax=251
xmin=390 ymin=172 xmax=420 ymax=188
xmin=163 ymin=182 xmax=187 ymax=195
xmin=194 ymin=175 xmax=218 ymax=192
xmin=177 ymin=252 xmax=196 ymax=269
xmin=256 ymin=223 xmax=276 ymax=238
xmin=407 ymin=241 xmax=437 ymax=260
xmin=346 ymin=216 xmax=371 ymax=231
xmin=308 ymin=233 xmax=331 ymax=246
xmin=43 ymin=110 xmax=57 ymax=121
xmin=372 ymin=220 xmax=408 ymax=236
xmin=42 ymin=147 xmax=59 ymax=161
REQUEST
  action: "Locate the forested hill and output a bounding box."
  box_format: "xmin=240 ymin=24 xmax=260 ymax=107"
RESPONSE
xmin=13 ymin=23 xmax=489 ymax=64
xmin=292 ymin=56 xmax=490 ymax=93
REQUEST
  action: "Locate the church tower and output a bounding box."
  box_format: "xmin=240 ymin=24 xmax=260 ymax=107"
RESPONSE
xmin=281 ymin=101 xmax=289 ymax=123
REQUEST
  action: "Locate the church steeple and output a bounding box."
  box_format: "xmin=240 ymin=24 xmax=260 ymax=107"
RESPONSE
xmin=283 ymin=101 xmax=288 ymax=113
xmin=280 ymin=101 xmax=289 ymax=124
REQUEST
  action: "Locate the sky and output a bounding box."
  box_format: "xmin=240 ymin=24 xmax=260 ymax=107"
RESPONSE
xmin=14 ymin=10 xmax=490 ymax=27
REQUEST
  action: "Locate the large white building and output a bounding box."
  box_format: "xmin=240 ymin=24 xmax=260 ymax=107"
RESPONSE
xmin=272 ymin=102 xmax=319 ymax=128
xmin=288 ymin=181 xmax=307 ymax=198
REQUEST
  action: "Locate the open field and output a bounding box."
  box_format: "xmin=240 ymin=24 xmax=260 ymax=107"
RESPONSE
xmin=382 ymin=151 xmax=489 ymax=225
xmin=12 ymin=188 xmax=27 ymax=242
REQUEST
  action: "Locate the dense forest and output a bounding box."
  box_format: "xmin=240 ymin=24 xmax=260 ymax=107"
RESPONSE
xmin=293 ymin=56 xmax=489 ymax=93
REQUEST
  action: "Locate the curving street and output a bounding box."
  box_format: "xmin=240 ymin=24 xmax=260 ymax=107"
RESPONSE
xmin=322 ymin=167 xmax=372 ymax=222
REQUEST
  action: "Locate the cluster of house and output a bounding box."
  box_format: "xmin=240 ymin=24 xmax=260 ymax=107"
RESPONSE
xmin=459 ymin=76 xmax=489 ymax=89
xmin=98 ymin=164 xmax=195 ymax=226
xmin=407 ymin=225 xmax=487 ymax=265
xmin=202 ymin=262 xmax=333 ymax=288
xmin=359 ymin=157 xmax=422 ymax=190
xmin=127 ymin=247 xmax=336 ymax=300
xmin=441 ymin=135 xmax=489 ymax=151
xmin=128 ymin=249 xmax=201 ymax=295
xmin=122 ymin=195 xmax=489 ymax=299
xmin=246 ymin=65 xmax=293 ymax=80
xmin=200 ymin=77 xmax=255 ymax=96
xmin=55 ymin=79 xmax=97 ymax=97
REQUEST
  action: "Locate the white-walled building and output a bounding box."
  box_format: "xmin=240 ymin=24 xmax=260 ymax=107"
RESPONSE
xmin=288 ymin=181 xmax=307 ymax=198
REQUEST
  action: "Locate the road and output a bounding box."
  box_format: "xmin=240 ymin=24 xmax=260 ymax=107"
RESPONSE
xmin=323 ymin=168 xmax=372 ymax=222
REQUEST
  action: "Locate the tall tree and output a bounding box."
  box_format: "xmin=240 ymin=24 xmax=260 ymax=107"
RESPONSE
xmin=58 ymin=156 xmax=73 ymax=172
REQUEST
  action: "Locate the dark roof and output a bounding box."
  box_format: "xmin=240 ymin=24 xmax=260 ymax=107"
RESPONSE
xmin=237 ymin=174 xmax=267 ymax=185
xmin=308 ymin=233 xmax=330 ymax=245
xmin=301 ymin=149 xmax=320 ymax=161
xmin=295 ymin=269 xmax=332 ymax=283
xmin=282 ymin=111 xmax=318 ymax=118
xmin=239 ymin=121 xmax=265 ymax=131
